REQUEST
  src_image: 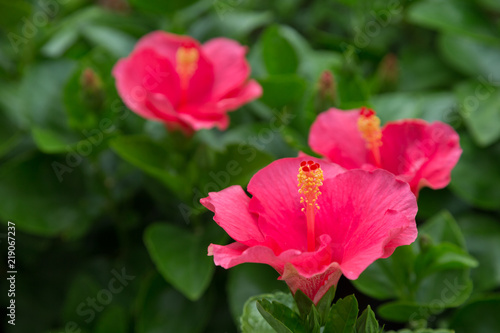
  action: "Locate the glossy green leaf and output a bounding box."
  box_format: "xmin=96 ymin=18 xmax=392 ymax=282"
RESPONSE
xmin=129 ymin=0 xmax=198 ymax=14
xmin=262 ymin=25 xmax=299 ymax=75
xmin=371 ymin=92 xmax=456 ymax=123
xmin=438 ymin=33 xmax=500 ymax=79
xmin=110 ymin=135 xmax=185 ymax=195
xmin=378 ymin=300 xmax=440 ymax=323
xmin=457 ymin=214 xmax=500 ymax=291
xmin=386 ymin=329 xmax=454 ymax=333
xmin=259 ymin=75 xmax=307 ymax=109
xmin=450 ymin=295 xmax=500 ymax=333
xmin=455 ymin=80 xmax=500 ymax=147
xmin=293 ymin=289 xmax=314 ymax=320
xmin=257 ymin=299 xmax=307 ymax=333
xmin=355 ymin=306 xmax=380 ymax=333
xmin=450 ymin=135 xmax=500 ymax=210
xmin=324 ymin=295 xmax=359 ymax=333
xmin=95 ymin=306 xmax=128 ymax=333
xmin=415 ymin=269 xmax=473 ymax=308
xmin=407 ymin=0 xmax=497 ymax=43
xmin=419 ymin=210 xmax=466 ymax=249
xmin=241 ymin=292 xmax=297 ymax=333
xmin=352 ymin=245 xmax=415 ymax=300
xmin=0 ymin=153 xmax=96 ymax=237
xmin=227 ymin=264 xmax=287 ymax=323
xmin=316 ymin=286 xmax=336 ymax=325
xmin=414 ymin=243 xmax=478 ymax=277
xmin=136 ymin=274 xmax=213 ymax=333
xmin=144 ymin=222 xmax=224 ymax=301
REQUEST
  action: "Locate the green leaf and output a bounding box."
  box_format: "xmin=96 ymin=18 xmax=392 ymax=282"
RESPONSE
xmin=457 ymin=214 xmax=500 ymax=292
xmin=193 ymin=10 xmax=273 ymax=41
xmin=262 ymin=25 xmax=299 ymax=75
xmin=397 ymin=50 xmax=457 ymax=92
xmin=407 ymin=0 xmax=497 ymax=43
xmin=227 ymin=264 xmax=287 ymax=324
xmin=95 ymin=306 xmax=128 ymax=333
xmin=31 ymin=126 xmax=83 ymax=154
xmin=144 ymin=222 xmax=224 ymax=301
xmin=0 ymin=153 xmax=97 ymax=237
xmin=110 ymin=135 xmax=185 ymax=196
xmin=352 ymin=245 xmax=415 ymax=300
xmin=0 ymin=60 xmax=76 ymax=129
xmin=419 ymin=210 xmax=466 ymax=249
xmin=370 ymin=92 xmax=456 ymax=123
xmin=62 ymin=273 xmax=102 ymax=324
xmin=129 ymin=0 xmax=198 ymax=14
xmin=438 ymin=33 xmax=500 ymax=79
xmin=324 ymin=295 xmax=359 ymax=333
xmin=259 ymin=75 xmax=307 ymax=109
xmin=455 ymin=80 xmax=500 ymax=147
xmin=414 ymin=243 xmax=478 ymax=277
xmin=355 ymin=306 xmax=379 ymax=333
xmin=80 ymin=25 xmax=135 ymax=58
xmin=450 ymin=135 xmax=500 ymax=210
xmin=377 ymin=301 xmax=441 ymax=323
xmin=415 ymin=269 xmax=473 ymax=308
xmin=316 ymin=286 xmax=336 ymax=325
xmin=256 ymin=299 xmax=307 ymax=333
xmin=293 ymin=289 xmax=314 ymax=319
xmin=241 ymin=292 xmax=297 ymax=333
xmin=136 ymin=274 xmax=213 ymax=333
xmin=386 ymin=329 xmax=454 ymax=333
xmin=306 ymin=306 xmax=321 ymax=333
xmin=450 ymin=295 xmax=500 ymax=333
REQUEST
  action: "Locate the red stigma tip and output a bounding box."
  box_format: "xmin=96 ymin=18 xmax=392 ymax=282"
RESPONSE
xmin=310 ymin=163 xmax=319 ymax=171
xmin=302 ymin=166 xmax=310 ymax=172
xmin=300 ymin=161 xmax=307 ymax=167
xmin=307 ymin=160 xmax=314 ymax=165
xmin=360 ymin=107 xmax=375 ymax=118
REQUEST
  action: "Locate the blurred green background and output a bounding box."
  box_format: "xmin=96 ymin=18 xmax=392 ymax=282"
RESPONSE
xmin=0 ymin=0 xmax=499 ymax=332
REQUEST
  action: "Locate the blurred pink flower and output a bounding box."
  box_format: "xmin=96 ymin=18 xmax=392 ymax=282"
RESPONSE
xmin=201 ymin=157 xmax=417 ymax=304
xmin=309 ymin=107 xmax=462 ymax=196
xmin=113 ymin=31 xmax=262 ymax=133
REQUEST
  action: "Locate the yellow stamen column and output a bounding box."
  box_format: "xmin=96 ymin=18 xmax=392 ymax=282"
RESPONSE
xmin=298 ymin=161 xmax=324 ymax=252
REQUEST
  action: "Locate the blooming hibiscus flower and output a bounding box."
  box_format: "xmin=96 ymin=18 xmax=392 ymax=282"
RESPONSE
xmin=112 ymin=31 xmax=262 ymax=132
xmin=309 ymin=107 xmax=462 ymax=196
xmin=201 ymin=157 xmax=417 ymax=304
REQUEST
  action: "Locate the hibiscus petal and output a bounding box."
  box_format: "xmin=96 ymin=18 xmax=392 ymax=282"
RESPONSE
xmin=202 ymin=38 xmax=251 ymax=100
xmin=247 ymin=157 xmax=345 ymax=252
xmin=315 ymin=169 xmax=417 ymax=280
xmin=381 ymin=120 xmax=462 ymax=194
xmin=135 ymin=30 xmax=199 ymax=63
xmin=201 ymin=185 xmax=264 ymax=246
xmin=135 ymin=30 xmax=214 ymax=105
xmin=177 ymin=104 xmax=229 ymax=130
xmin=215 ymin=80 xmax=263 ymax=112
xmin=112 ymin=48 xmax=181 ymax=118
xmin=209 ymin=234 xmax=341 ymax=303
xmin=309 ymin=108 xmax=368 ymax=168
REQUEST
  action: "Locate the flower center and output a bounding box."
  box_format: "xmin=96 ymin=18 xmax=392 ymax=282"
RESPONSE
xmin=176 ymin=46 xmax=199 ymax=89
xmin=357 ymin=107 xmax=382 ymax=167
xmin=298 ymin=160 xmax=324 ymax=252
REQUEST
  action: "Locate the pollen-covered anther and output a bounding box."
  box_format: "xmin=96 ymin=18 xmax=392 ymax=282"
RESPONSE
xmin=298 ymin=160 xmax=324 ymax=210
xmin=176 ymin=46 xmax=199 ymax=87
xmin=357 ymin=107 xmax=382 ymax=149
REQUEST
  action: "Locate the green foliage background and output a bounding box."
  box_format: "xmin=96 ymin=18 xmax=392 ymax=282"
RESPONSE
xmin=0 ymin=0 xmax=499 ymax=332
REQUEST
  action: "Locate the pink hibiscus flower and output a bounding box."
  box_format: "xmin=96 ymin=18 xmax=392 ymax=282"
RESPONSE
xmin=112 ymin=31 xmax=262 ymax=133
xmin=201 ymin=157 xmax=417 ymax=304
xmin=309 ymin=107 xmax=462 ymax=196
